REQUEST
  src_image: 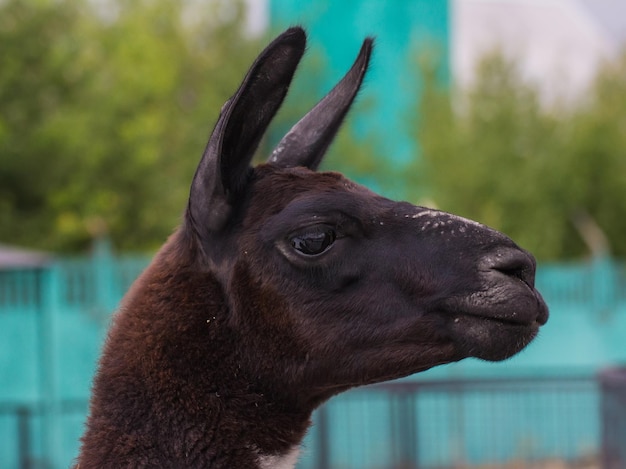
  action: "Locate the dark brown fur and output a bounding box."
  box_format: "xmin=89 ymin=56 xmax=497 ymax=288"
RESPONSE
xmin=77 ymin=28 xmax=548 ymax=468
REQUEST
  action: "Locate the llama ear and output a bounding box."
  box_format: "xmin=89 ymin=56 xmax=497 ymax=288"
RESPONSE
xmin=269 ymin=38 xmax=373 ymax=171
xmin=188 ymin=27 xmax=306 ymax=234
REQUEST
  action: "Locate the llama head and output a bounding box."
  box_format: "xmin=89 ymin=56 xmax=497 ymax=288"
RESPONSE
xmin=181 ymin=27 xmax=548 ymax=405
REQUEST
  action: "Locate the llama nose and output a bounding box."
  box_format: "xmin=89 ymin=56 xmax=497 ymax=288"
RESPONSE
xmin=486 ymin=248 xmax=537 ymax=288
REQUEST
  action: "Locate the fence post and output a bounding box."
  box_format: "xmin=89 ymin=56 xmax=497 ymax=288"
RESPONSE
xmin=17 ymin=406 xmax=32 ymax=469
xmin=399 ymin=391 xmax=417 ymax=468
xmin=390 ymin=389 xmax=418 ymax=468
xmin=599 ymin=367 xmax=626 ymax=469
xmin=315 ymin=405 xmax=330 ymax=469
xmin=39 ymin=265 xmax=60 ymax=468
xmin=92 ymin=237 xmax=118 ymax=319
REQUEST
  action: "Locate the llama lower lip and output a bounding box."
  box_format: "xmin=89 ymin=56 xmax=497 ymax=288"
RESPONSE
xmin=472 ymin=296 xmax=548 ymax=326
xmin=487 ymin=274 xmax=550 ymax=325
xmin=444 ymin=288 xmax=548 ymax=327
xmin=449 ymin=313 xmax=542 ymax=361
xmin=461 ymin=312 xmax=541 ymax=327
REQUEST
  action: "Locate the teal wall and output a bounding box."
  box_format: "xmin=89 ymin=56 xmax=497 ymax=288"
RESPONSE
xmin=269 ymin=0 xmax=449 ymax=186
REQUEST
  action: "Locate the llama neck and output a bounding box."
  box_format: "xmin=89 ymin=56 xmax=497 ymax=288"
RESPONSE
xmin=79 ymin=262 xmax=312 ymax=468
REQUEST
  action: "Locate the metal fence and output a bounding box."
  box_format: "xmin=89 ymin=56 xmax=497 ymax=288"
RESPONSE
xmin=1 ymin=373 xmax=625 ymax=469
xmin=600 ymin=368 xmax=626 ymax=469
xmin=0 ymin=400 xmax=87 ymax=469
xmin=302 ymin=375 xmax=600 ymax=469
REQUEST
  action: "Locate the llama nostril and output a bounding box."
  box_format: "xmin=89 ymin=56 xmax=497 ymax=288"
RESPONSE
xmin=489 ymin=249 xmax=536 ymax=287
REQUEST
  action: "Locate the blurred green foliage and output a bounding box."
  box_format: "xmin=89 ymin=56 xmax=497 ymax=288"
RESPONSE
xmin=2 ymin=1 xmax=625 ymax=261
xmin=0 ymin=0 xmax=259 ymax=252
xmin=417 ymin=52 xmax=626 ymax=261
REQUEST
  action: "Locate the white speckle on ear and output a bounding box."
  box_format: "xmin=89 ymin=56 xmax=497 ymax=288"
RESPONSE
xmin=269 ymin=143 xmax=285 ymax=163
xmin=257 ymin=446 xmax=300 ymax=469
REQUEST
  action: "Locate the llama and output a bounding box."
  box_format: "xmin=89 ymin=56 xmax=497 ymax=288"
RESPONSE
xmin=77 ymin=27 xmax=548 ymax=468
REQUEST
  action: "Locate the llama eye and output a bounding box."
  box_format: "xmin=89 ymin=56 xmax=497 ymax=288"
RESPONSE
xmin=290 ymin=229 xmax=336 ymax=256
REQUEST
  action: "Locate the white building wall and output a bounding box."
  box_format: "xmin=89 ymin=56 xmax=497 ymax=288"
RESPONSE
xmin=452 ymin=0 xmax=626 ymax=103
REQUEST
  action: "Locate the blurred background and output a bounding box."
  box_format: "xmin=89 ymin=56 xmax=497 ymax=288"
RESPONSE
xmin=1 ymin=0 xmax=626 ymax=467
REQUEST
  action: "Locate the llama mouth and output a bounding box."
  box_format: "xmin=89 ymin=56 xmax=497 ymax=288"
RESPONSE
xmin=456 ymin=308 xmax=545 ymax=328
xmin=468 ymin=288 xmax=548 ymax=326
xmin=448 ymin=272 xmax=549 ymax=327
xmin=456 ymin=246 xmax=548 ymax=323
xmin=453 ymin=311 xmax=543 ymax=360
xmin=445 ymin=292 xmax=548 ymax=361
xmin=441 ymin=283 xmax=548 ymax=361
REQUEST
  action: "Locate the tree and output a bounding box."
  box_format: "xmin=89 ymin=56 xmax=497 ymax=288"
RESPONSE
xmin=416 ymin=52 xmax=626 ymax=261
xmin=0 ymin=0 xmax=259 ymax=252
xmin=0 ymin=0 xmax=86 ymax=251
